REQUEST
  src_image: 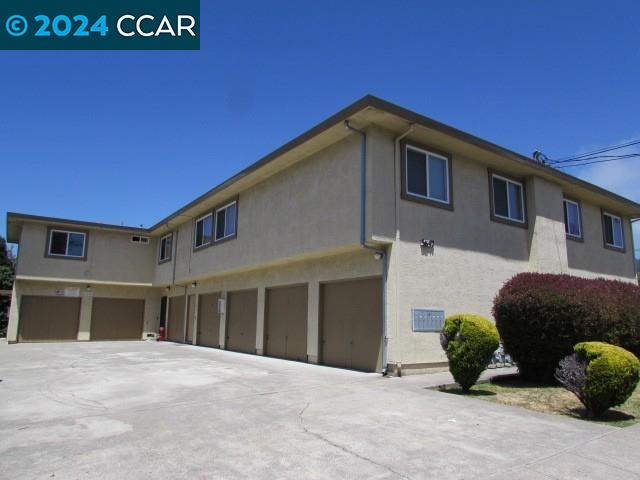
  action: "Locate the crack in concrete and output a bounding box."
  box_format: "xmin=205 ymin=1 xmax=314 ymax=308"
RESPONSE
xmin=39 ymin=378 xmax=107 ymax=413
xmin=35 ymin=359 xmax=110 ymax=413
xmin=564 ymin=446 xmax=640 ymax=476
xmin=297 ymin=402 xmax=412 ymax=480
xmin=486 ymin=427 xmax=622 ymax=479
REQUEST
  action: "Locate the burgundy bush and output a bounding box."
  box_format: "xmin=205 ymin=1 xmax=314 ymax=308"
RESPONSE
xmin=493 ymin=273 xmax=640 ymax=380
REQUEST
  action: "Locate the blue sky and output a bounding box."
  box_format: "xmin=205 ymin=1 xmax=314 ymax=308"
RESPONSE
xmin=1 ymin=1 xmax=638 ymax=257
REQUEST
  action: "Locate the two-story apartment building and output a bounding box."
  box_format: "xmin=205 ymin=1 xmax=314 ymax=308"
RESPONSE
xmin=6 ymin=96 xmax=639 ymax=373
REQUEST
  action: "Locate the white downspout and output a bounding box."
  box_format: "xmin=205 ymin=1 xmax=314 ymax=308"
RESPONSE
xmin=393 ymin=124 xmax=414 ymax=367
xmin=344 ymin=120 xmax=389 ymax=375
xmin=170 ymin=224 xmax=178 ymax=287
xmin=632 ymin=218 xmax=639 ymax=283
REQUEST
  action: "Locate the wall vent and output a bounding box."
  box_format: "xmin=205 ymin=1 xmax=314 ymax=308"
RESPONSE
xmin=131 ymin=235 xmax=150 ymax=245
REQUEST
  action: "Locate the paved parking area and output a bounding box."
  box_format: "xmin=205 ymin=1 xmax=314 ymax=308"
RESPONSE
xmin=0 ymin=341 xmax=638 ymax=479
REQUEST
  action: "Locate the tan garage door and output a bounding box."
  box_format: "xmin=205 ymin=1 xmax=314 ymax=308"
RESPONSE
xmin=90 ymin=298 xmax=144 ymax=341
xmin=321 ymin=277 xmax=382 ymax=372
xmin=197 ymin=292 xmax=222 ymax=348
xmin=167 ymin=295 xmax=186 ymax=343
xmin=186 ymin=295 xmax=196 ymax=344
xmin=226 ymin=289 xmax=257 ymax=354
xmin=19 ymin=296 xmax=80 ymax=342
xmin=265 ymin=284 xmax=308 ymax=362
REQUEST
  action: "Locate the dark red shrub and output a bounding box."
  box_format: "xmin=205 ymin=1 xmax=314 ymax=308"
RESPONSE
xmin=493 ymin=273 xmax=640 ymax=380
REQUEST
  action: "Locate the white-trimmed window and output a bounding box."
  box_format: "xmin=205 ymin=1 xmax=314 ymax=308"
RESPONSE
xmin=405 ymin=145 xmax=450 ymax=204
xmin=603 ymin=212 xmax=624 ymax=249
xmin=215 ymin=201 xmax=237 ymax=241
xmin=159 ymin=233 xmax=173 ymax=262
xmin=194 ymin=213 xmax=213 ymax=248
xmin=491 ymin=174 xmax=525 ymax=223
xmin=563 ymin=199 xmax=582 ymax=238
xmin=48 ymin=229 xmax=86 ymax=258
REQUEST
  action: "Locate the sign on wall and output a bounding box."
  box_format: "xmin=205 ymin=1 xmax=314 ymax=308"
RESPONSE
xmin=54 ymin=287 xmax=80 ymax=297
xmin=412 ymin=309 xmax=445 ymax=332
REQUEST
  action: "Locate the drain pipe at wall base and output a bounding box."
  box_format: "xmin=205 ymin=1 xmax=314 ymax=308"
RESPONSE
xmin=344 ymin=120 xmax=389 ymax=375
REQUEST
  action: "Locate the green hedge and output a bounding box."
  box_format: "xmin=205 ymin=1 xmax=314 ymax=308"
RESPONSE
xmin=440 ymin=314 xmax=500 ymax=390
xmin=575 ymin=342 xmax=640 ymax=417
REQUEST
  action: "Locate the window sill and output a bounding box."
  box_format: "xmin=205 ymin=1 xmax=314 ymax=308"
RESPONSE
xmin=489 ymin=214 xmax=528 ymax=229
xmin=401 ymin=192 xmax=453 ymax=211
xmin=213 ymin=233 xmax=237 ymax=246
xmin=566 ymin=234 xmax=584 ymax=243
xmin=603 ymin=243 xmax=626 ymax=253
xmin=193 ymin=234 xmax=237 ymax=252
xmin=44 ymin=254 xmax=87 ymax=261
xmin=193 ymin=242 xmax=213 ymax=253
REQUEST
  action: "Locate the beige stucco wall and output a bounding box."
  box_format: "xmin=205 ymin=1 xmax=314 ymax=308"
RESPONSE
xmin=7 ymin=279 xmax=161 ymax=343
xmin=369 ymin=126 xmax=637 ymax=366
xmin=566 ymin=202 xmax=636 ymax=279
xmin=383 ymin=148 xmax=531 ymax=365
xmin=367 ymin=125 xmax=397 ymax=241
xmin=16 ymin=223 xmax=156 ymax=284
xmin=155 ymin=135 xmax=362 ymax=286
xmin=526 ymin=176 xmax=569 ymax=273
xmin=7 ymin=124 xmax=637 ymax=369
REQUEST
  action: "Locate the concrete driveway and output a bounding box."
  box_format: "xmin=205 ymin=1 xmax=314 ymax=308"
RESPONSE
xmin=0 ymin=341 xmax=638 ymax=480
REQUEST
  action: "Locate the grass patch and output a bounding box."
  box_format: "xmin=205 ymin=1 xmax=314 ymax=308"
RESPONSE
xmin=441 ymin=374 xmax=640 ymax=428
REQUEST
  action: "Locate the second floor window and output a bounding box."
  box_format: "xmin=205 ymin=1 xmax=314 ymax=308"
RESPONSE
xmin=194 ymin=213 xmax=213 ymax=248
xmin=215 ymin=201 xmax=237 ymax=241
xmin=491 ymin=173 xmax=525 ymax=224
xmin=159 ymin=233 xmax=173 ymax=262
xmin=563 ymin=199 xmax=582 ymax=238
xmin=405 ymin=145 xmax=450 ymax=204
xmin=603 ymin=212 xmax=624 ymax=250
xmin=48 ymin=229 xmax=86 ymax=258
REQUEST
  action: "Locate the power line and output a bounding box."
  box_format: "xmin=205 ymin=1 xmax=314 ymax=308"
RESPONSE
xmin=554 ymin=153 xmax=640 ymax=169
xmin=563 ymin=153 xmax=640 ymax=162
xmin=550 ymin=138 xmax=640 ymax=164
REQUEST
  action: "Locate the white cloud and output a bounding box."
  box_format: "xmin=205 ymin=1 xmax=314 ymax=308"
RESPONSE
xmin=562 ymin=137 xmax=640 ymax=257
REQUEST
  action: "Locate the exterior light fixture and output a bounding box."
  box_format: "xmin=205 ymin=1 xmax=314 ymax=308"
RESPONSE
xmin=191 ymin=282 xmax=197 ymax=288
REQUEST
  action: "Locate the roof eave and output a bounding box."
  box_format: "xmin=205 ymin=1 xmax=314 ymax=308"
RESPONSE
xmin=7 ymin=95 xmax=639 ymax=241
xmin=146 ymin=94 xmax=640 ymax=231
xmin=6 ymin=212 xmax=149 ymax=244
xmin=362 ymin=96 xmax=640 ymax=215
xmin=147 ymin=95 xmax=377 ymax=232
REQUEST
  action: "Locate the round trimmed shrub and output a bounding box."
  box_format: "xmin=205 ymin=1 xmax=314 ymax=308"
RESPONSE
xmin=493 ymin=273 xmax=640 ymax=380
xmin=440 ymin=314 xmax=500 ymax=390
xmin=556 ymin=342 xmax=640 ymax=417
